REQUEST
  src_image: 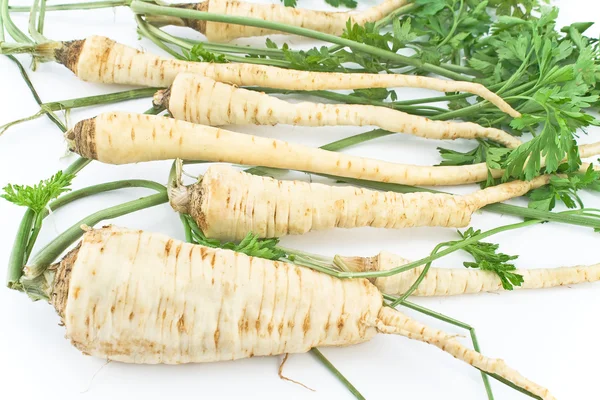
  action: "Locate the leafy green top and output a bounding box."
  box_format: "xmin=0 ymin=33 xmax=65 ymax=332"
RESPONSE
xmin=454 ymin=227 xmax=523 ymax=290
xmin=2 ymin=171 xmax=74 ymax=214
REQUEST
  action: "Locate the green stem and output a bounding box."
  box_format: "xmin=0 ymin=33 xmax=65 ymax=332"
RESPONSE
xmin=310 ymin=349 xmax=366 ymax=400
xmin=1 ymin=0 xmax=32 ymax=43
xmin=24 ymin=212 xmax=44 ymax=260
xmin=37 ymin=0 xmax=46 ymax=34
xmin=6 ymin=55 xmax=66 ymax=131
xmin=28 ymin=0 xmax=45 ymax=43
xmin=130 ymin=1 xmax=470 ymax=81
xmin=373 ymin=2 xmax=419 ymax=30
xmin=26 ymin=191 xmax=168 ymax=278
xmin=136 ymin=14 xmax=185 ymax=59
xmin=334 ymin=220 xmax=540 ymax=279
xmin=6 ymin=209 xmax=35 ymax=288
xmin=9 ymin=0 xmax=128 ymax=11
xmin=43 ymin=88 xmax=158 ymax=111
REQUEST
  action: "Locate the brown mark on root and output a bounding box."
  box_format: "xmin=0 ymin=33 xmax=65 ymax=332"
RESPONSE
xmin=153 ymin=87 xmax=171 ymax=109
xmin=50 ymin=244 xmax=82 ymax=321
xmin=54 ymin=39 xmax=85 ymax=74
xmin=189 ymin=182 xmax=208 ymax=232
xmin=66 ymin=117 xmax=97 ymax=160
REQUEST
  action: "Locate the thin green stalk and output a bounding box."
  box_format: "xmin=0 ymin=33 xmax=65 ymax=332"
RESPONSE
xmin=6 ymin=209 xmax=35 ymax=288
xmin=136 ymin=15 xmax=185 ymax=59
xmin=1 ymin=0 xmax=32 ymax=43
xmin=26 ymin=191 xmax=168 ymax=278
xmin=28 ymin=0 xmax=46 ymax=43
xmin=24 ymin=212 xmax=44 ymax=260
xmin=333 ymin=219 xmax=541 ymax=279
xmin=64 ymin=157 xmax=92 ymax=175
xmin=374 ymin=2 xmax=419 ymax=30
xmin=2 ymin=88 xmax=159 ymax=133
xmin=310 ymin=349 xmax=366 ymax=400
xmin=130 ymin=0 xmax=470 ymax=81
xmin=6 ymin=55 xmax=66 ymax=131
xmin=387 ymin=296 xmax=494 ymax=400
xmin=9 ymin=0 xmax=128 ymax=11
xmin=43 ymin=88 xmax=159 ymax=111
xmin=37 ymin=0 xmax=46 ymax=34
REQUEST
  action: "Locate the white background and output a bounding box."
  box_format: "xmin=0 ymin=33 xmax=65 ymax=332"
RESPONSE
xmin=0 ymin=0 xmax=599 ymax=399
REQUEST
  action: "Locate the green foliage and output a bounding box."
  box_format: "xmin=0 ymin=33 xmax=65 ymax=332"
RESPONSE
xmin=185 ymin=44 xmax=228 ymax=63
xmin=2 ymin=171 xmax=74 ymax=214
xmin=352 ymin=88 xmax=398 ymax=102
xmin=467 ymin=9 xmax=600 ymax=180
xmin=528 ymin=164 xmax=600 ymax=211
xmin=185 ymin=216 xmax=287 ymax=261
xmin=456 ymin=227 xmax=523 ymax=290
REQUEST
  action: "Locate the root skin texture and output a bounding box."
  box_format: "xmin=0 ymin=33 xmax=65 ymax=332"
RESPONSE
xmin=160 ymin=74 xmax=521 ymax=147
xmin=51 ymin=225 xmax=554 ymax=400
xmin=341 ymin=251 xmax=600 ymax=296
xmin=55 ymin=36 xmax=516 ymax=116
xmin=183 ymin=165 xmax=548 ymax=241
xmin=67 ymin=112 xmax=506 ymax=186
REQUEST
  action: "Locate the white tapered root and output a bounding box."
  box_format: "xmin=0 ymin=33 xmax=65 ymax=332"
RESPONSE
xmin=375 ymin=307 xmax=556 ymax=400
xmin=177 ymin=165 xmax=550 ymax=241
xmin=55 ymin=36 xmax=518 ymax=117
xmin=157 ymin=74 xmax=521 ymax=147
xmin=66 ymin=112 xmax=502 ymax=186
xmin=341 ymin=251 xmax=600 ymax=296
xmin=148 ymin=0 xmax=409 ymax=42
xmin=51 ymin=226 xmax=554 ymax=398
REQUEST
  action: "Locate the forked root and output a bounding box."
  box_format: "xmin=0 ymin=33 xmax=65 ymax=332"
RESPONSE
xmin=376 ymin=307 xmax=556 ymax=400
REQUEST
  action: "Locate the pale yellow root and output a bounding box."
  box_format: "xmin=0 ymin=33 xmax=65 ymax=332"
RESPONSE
xmin=203 ymin=0 xmax=408 ymax=41
xmin=172 ymin=165 xmax=549 ymax=241
xmin=340 ymin=251 xmax=600 ymax=296
xmin=158 ymin=74 xmax=521 ymax=147
xmin=53 ymin=36 xmax=518 ymax=117
xmin=66 ymin=112 xmax=496 ymax=186
xmin=53 ymin=225 xmax=554 ymax=398
xmin=376 ymin=307 xmax=556 ymax=400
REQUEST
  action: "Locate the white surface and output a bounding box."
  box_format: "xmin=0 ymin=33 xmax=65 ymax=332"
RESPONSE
xmin=0 ymin=0 xmax=599 ymax=399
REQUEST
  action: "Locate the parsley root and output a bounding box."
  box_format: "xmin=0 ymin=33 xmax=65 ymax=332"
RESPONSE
xmin=66 ymin=112 xmax=504 ymax=186
xmin=340 ymin=252 xmax=600 ymax=296
xmin=31 ymin=36 xmax=517 ymax=116
xmin=170 ymin=165 xmax=549 ymax=241
xmin=154 ymin=74 xmax=521 ymax=147
xmin=45 ymin=225 xmax=553 ymax=399
xmin=145 ymin=0 xmax=407 ymax=42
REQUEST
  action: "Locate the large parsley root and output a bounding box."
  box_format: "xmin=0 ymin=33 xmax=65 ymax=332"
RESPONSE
xmin=46 ymin=226 xmax=553 ymax=399
xmin=340 ymin=252 xmax=600 ymax=296
xmin=154 ymin=74 xmax=521 ymax=147
xmin=145 ymin=0 xmax=407 ymax=42
xmin=66 ymin=112 xmax=504 ymax=186
xmin=170 ymin=165 xmax=549 ymax=241
xmin=32 ymin=36 xmax=517 ymax=116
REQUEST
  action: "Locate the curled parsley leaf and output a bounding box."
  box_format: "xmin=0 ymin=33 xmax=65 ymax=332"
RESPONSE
xmin=2 ymin=171 xmax=74 ymax=214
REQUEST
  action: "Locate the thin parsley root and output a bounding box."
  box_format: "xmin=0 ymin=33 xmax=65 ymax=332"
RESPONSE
xmin=170 ymin=164 xmax=549 ymax=241
xmin=340 ymin=251 xmax=600 ymax=296
xmin=155 ymin=74 xmax=521 ymax=147
xmin=43 ymin=225 xmax=553 ymax=399
xmin=24 ymin=36 xmax=517 ymax=116
xmin=144 ymin=0 xmax=408 ymax=42
xmin=66 ymin=112 xmax=507 ymax=186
